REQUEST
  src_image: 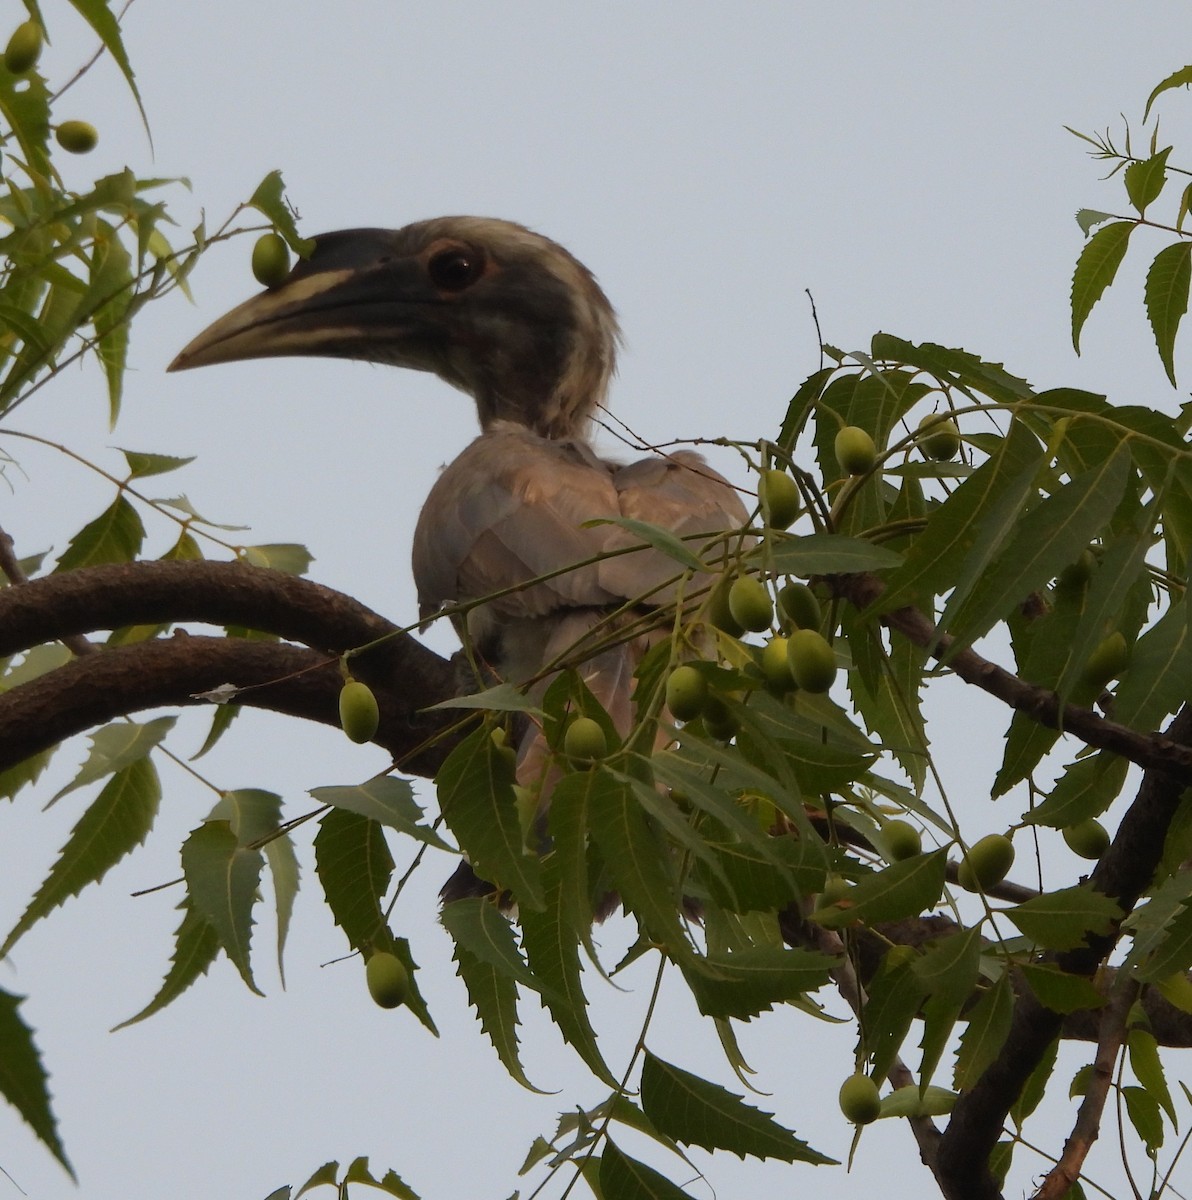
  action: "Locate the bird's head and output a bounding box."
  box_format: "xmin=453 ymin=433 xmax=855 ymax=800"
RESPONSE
xmin=169 ymin=216 xmax=621 ymax=439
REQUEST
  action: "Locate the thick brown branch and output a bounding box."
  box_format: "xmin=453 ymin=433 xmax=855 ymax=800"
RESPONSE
xmin=0 ymin=634 xmax=460 ymax=779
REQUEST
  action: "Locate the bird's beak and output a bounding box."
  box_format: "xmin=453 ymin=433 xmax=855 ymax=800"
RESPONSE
xmin=168 ymin=229 xmax=445 ymax=373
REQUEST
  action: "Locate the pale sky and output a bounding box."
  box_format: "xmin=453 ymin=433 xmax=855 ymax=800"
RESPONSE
xmin=5 ymin=5 xmax=1192 ymax=1199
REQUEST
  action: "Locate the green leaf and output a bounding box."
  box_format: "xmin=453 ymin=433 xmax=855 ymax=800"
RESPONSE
xmin=439 ymin=897 xmax=540 ymax=994
xmin=878 ymin=1084 xmax=957 ymax=1118
xmin=448 ymin=914 xmax=541 ymax=1092
xmin=867 ymin=335 xmax=1034 ymax=404
xmin=119 ymin=448 xmax=196 ymax=479
xmin=313 ymin=807 xmax=393 ymax=954
xmin=1010 ymin=1037 xmax=1058 ymax=1129
xmin=181 ymin=820 xmax=264 ymax=994
xmin=1021 ymin=964 xmax=1105 ymax=1014
xmin=812 ymin=850 xmax=946 ymax=928
xmin=586 ymin=515 xmax=707 ymax=572
xmin=682 ymin=947 xmax=836 ymax=1020
xmin=1114 ymin=580 xmax=1192 ymax=734
xmin=912 ymin=926 xmax=982 ymax=1007
xmin=953 ymin=974 xmax=1013 ymax=1091
xmin=1075 ymin=209 xmax=1117 ymax=236
xmin=53 ymin=494 xmax=146 ymax=572
xmin=248 ymin=171 xmax=315 ymax=256
xmin=1123 ymin=1085 xmax=1164 ymax=1154
xmin=50 ymin=716 xmax=175 ymax=803
xmin=519 ymin=849 xmax=617 ymax=1086
xmin=870 ymin=421 xmax=1043 ymax=614
xmin=242 ymin=543 xmax=313 ymax=575
xmin=0 ymin=987 xmax=72 ymax=1176
xmin=1145 ymin=241 xmax=1192 ymax=385
xmin=436 ymin=726 xmax=543 ymax=910
xmin=1145 ymin=65 xmax=1192 ymax=120
xmin=342 ymin=1156 xmax=420 ymax=1200
xmin=1004 ymin=886 xmax=1122 ymax=951
xmin=1135 ymin=898 xmax=1192 ymax=981
xmin=640 ymin=1052 xmax=835 ymax=1164
xmin=1124 ymin=146 xmax=1172 ymax=216
xmin=599 ymin=1140 xmax=697 ymax=1200
xmin=113 ymin=899 xmax=220 ymax=1029
xmin=1 ymin=757 xmax=160 ymax=957
xmin=1025 ymin=752 xmax=1128 ymax=829
xmin=1072 ymin=220 xmax=1134 ymax=352
xmin=587 ymin=767 xmax=690 ymax=958
xmin=310 ymin=778 xmax=453 ymax=850
xmin=425 ymin=683 xmax=542 ymax=713
xmin=1128 ymin=1027 xmax=1176 ymax=1123
xmin=778 ymin=365 xmax=835 ymax=449
xmin=863 ymin=954 xmax=929 ymax=1083
xmin=762 ymin=532 xmax=902 ymax=576
xmin=946 ymin=444 xmax=1131 ymax=652
xmin=295 ymin=1161 xmax=341 ymax=1199
xmin=65 ymin=0 xmax=149 ymax=133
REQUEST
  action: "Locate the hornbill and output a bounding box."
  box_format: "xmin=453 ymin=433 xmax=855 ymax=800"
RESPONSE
xmin=170 ymin=217 xmax=749 ymax=898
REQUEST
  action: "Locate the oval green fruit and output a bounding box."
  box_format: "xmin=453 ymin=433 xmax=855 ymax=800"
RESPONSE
xmin=252 ymin=232 xmax=291 ymax=287
xmin=707 ymin=575 xmax=744 ymax=637
xmin=564 ymin=715 xmax=607 ymax=763
xmin=787 ymin=628 xmax=836 ymax=693
xmin=4 ymin=21 xmax=42 ymax=74
xmin=665 ymin=664 xmax=708 ymax=721
xmin=816 ymin=873 xmax=852 ymax=909
xmin=958 ymin=833 xmax=1015 ymax=891
xmin=838 ymin=1073 xmax=881 ymax=1125
xmin=339 ymin=679 xmax=380 ymax=744
xmin=701 ymin=696 xmax=739 ymax=741
xmin=778 ymin=580 xmax=822 ymax=630
xmin=835 ymin=426 xmax=877 ymax=475
xmin=56 ymin=120 xmax=98 ymax=154
xmin=758 ymin=468 xmax=801 ymax=529
xmin=728 ymin=575 xmax=773 ymax=633
xmin=760 ymin=635 xmax=796 ymax=691
xmin=917 ymin=414 xmax=961 ymax=461
xmin=366 ymin=951 xmax=409 ymax=1009
xmin=1080 ymin=631 xmax=1128 ymax=690
xmin=1063 ymin=817 xmax=1110 ymax=860
xmin=883 ymin=819 xmax=922 ymax=861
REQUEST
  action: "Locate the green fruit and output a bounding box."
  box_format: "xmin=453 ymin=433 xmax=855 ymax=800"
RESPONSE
xmin=758 ymin=468 xmax=801 ymax=528
xmin=917 ymin=414 xmax=961 ymax=461
xmin=56 ymin=120 xmax=98 ymax=154
xmin=4 ymin=21 xmax=42 ymax=74
xmin=884 ymin=819 xmax=922 ymax=861
xmin=760 ymin=635 xmax=796 ymax=691
xmin=707 ymin=575 xmax=744 ymax=636
xmin=564 ymin=715 xmax=607 ymax=763
xmin=787 ymin=628 xmax=837 ymax=693
xmin=252 ymin=232 xmax=291 ymax=287
xmin=884 ymin=944 xmax=918 ymax=970
xmin=778 ymin=581 xmax=822 ymax=630
xmin=1055 ymin=549 xmax=1096 ymax=597
xmin=728 ymin=575 xmax=773 ymax=633
xmin=1063 ymin=817 xmax=1110 ymax=860
xmin=835 ymin=426 xmax=877 ymax=475
xmin=838 ymin=1073 xmax=881 ymax=1125
xmin=816 ymin=874 xmax=852 ymax=909
xmin=665 ymin=664 xmax=708 ymax=722
xmin=957 ymin=833 xmax=1015 ymax=892
xmin=489 ymin=726 xmax=517 ymax=769
xmin=366 ymin=951 xmax=409 ymax=1009
xmin=1081 ymin=631 xmax=1128 ymax=690
xmin=701 ymin=696 xmax=739 ymax=741
xmin=339 ymin=679 xmax=380 ymax=744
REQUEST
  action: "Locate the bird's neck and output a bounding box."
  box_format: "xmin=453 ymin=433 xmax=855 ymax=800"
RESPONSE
xmin=475 ymin=383 xmax=598 ymax=441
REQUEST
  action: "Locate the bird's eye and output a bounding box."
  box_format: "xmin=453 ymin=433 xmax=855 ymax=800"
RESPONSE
xmin=427 ymin=247 xmax=484 ymax=292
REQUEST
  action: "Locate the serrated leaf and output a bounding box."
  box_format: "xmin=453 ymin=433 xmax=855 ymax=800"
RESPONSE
xmin=1072 ymin=220 xmax=1134 ymax=352
xmin=263 ymin=832 xmax=299 ymax=985
xmin=436 ymin=726 xmax=543 ymax=910
xmin=1145 ymin=241 xmax=1192 ymax=385
xmin=863 ymin=956 xmax=929 ymax=1083
xmin=912 ymin=926 xmax=981 ymax=1008
xmin=112 ymin=899 xmax=220 ymax=1029
xmin=119 ymin=448 xmax=196 ymax=479
xmin=1114 ymin=585 xmax=1192 ymax=732
xmin=1075 ymin=209 xmax=1117 ymax=235
xmin=1145 ymin=65 xmax=1192 ymax=120
xmin=1004 ymin=886 xmax=1122 ymax=951
xmin=2 ymin=757 xmax=160 ymax=957
xmin=599 ymin=1140 xmax=696 ymax=1200
xmin=762 ymin=532 xmax=902 ymax=575
xmin=1123 ymin=1084 xmax=1164 ymax=1154
xmin=640 ymin=1052 xmax=835 ymax=1164
xmin=1128 ymin=1027 xmax=1176 ymax=1124
xmin=311 ymin=778 xmax=453 ymax=850
xmin=295 ymin=1161 xmax=341 ymax=1199
xmin=1124 ymin=147 xmax=1172 ymax=216
xmin=1011 ymin=1037 xmax=1059 ymax=1130
xmin=54 ymin=494 xmax=145 ymax=572
xmin=426 ymin=683 xmax=542 ymax=713
xmin=682 ymin=946 xmax=836 ymax=1020
xmin=181 ymin=820 xmax=264 ymax=994
xmin=242 ymin=543 xmax=313 ymax=575
xmin=1021 ymin=964 xmax=1105 ymax=1014
xmin=65 ymin=0 xmax=148 ymax=134
xmin=812 ymin=850 xmax=946 ymax=928
xmin=954 ymin=974 xmax=1013 ymax=1091
xmin=1025 ymin=752 xmax=1128 ymax=829
xmin=586 ymin=767 xmax=690 ymax=958
xmin=440 ymin=897 xmax=541 ymax=993
xmin=0 ymin=988 xmax=72 ymax=1176
xmin=586 ymin=515 xmax=706 ymax=571
xmin=0 ymin=747 xmax=53 ymax=802
xmin=313 ymin=808 xmax=393 ymax=954
xmin=248 ymin=171 xmax=315 ymax=256
xmin=50 ymin=716 xmax=176 ymax=803
xmin=1136 ymin=898 xmax=1192 ymax=981
xmin=342 ymin=1155 xmax=420 ymax=1199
